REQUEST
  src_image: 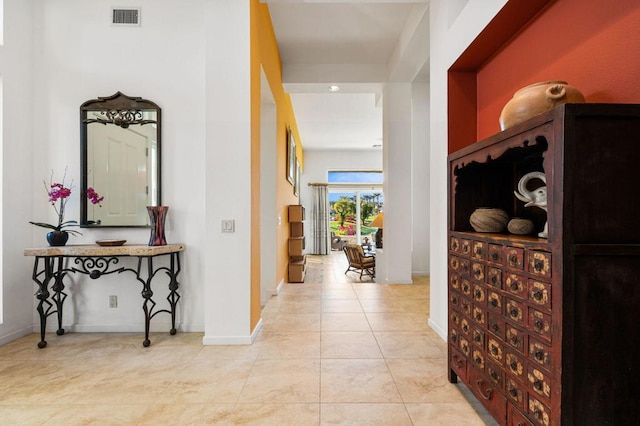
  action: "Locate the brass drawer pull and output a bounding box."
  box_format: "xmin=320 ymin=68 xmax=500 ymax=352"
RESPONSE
xmin=491 ymin=346 xmax=498 ymax=355
xmin=534 ymin=259 xmax=544 ymax=271
xmin=510 ymin=335 xmax=520 ymax=345
xmin=491 ymin=252 xmax=499 ymax=261
xmin=490 ymin=299 xmax=499 ymax=308
xmin=475 ymin=379 xmax=493 ymax=400
xmin=510 ymin=361 xmax=518 ymax=371
xmin=534 ymin=319 xmax=544 ymax=330
xmin=509 ymin=387 xmax=518 ymax=397
xmin=490 ymin=370 xmax=499 ymax=381
xmin=491 ymin=323 xmax=500 ymax=333
xmin=510 ymin=281 xmax=520 ymax=291
xmin=534 ymin=350 xmax=545 ymax=361
xmin=510 ymin=308 xmax=519 ymax=318
xmin=534 ymin=379 xmax=543 ymax=390
xmin=509 ymin=254 xmax=518 ymax=264
xmin=490 ymin=275 xmax=497 ymax=284
xmin=475 ymin=290 xmax=482 ymax=299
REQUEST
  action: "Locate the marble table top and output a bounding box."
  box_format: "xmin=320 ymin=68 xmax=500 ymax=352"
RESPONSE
xmin=24 ymin=243 xmax=185 ymax=257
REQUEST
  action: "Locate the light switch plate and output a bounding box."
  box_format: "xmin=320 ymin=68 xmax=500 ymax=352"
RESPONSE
xmin=221 ymin=219 xmax=235 ymax=233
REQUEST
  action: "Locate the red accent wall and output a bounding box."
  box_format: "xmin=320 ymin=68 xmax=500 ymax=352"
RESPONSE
xmin=476 ymin=0 xmax=640 ymax=140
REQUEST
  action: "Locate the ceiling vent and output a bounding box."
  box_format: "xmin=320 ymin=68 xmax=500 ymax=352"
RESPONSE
xmin=112 ymin=8 xmax=141 ymax=26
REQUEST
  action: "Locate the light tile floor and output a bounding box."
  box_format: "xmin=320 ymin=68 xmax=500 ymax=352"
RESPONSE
xmin=0 ymin=251 xmax=497 ymax=425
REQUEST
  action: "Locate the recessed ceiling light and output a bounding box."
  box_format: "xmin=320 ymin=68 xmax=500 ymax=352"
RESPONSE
xmin=328 ymin=85 xmax=340 ymax=92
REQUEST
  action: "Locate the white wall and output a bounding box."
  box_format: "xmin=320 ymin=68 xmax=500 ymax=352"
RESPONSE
xmin=428 ymin=0 xmax=507 ymax=339
xmin=22 ymin=0 xmax=207 ymax=335
xmin=0 ymin=0 xmax=37 ymax=345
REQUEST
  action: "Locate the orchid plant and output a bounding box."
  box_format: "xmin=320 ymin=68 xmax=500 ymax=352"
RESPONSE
xmin=29 ymin=168 xmax=103 ymax=236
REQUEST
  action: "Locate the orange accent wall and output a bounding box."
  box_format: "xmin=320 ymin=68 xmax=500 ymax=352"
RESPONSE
xmin=477 ymin=0 xmax=640 ymax=140
xmin=448 ymin=0 xmax=640 ymax=152
xmin=250 ymin=0 xmax=303 ymax=331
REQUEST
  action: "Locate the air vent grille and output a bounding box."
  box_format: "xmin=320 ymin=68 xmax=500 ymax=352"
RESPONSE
xmin=112 ymin=8 xmax=140 ymax=26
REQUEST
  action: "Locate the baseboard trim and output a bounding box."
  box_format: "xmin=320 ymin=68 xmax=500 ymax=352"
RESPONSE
xmin=0 ymin=326 xmax=34 ymax=346
xmin=428 ymin=317 xmax=447 ymax=341
xmin=274 ymin=278 xmax=285 ymax=295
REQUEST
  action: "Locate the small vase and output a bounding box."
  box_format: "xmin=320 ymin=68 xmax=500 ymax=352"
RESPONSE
xmin=47 ymin=231 xmax=69 ymax=247
xmin=499 ymin=81 xmax=585 ymax=130
xmin=147 ymin=206 xmax=169 ymax=246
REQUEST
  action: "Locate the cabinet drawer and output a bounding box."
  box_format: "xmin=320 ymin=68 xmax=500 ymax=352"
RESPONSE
xmin=506 ymin=246 xmax=525 ymax=270
xmin=472 ymin=326 xmax=485 ymax=349
xmin=528 ymin=395 xmax=551 ymax=426
xmin=461 ymin=239 xmax=472 ymax=256
xmin=459 ymin=336 xmax=471 ymax=358
xmin=450 ymin=273 xmax=460 ymax=291
xmin=508 ymin=404 xmax=534 ymax=426
xmin=488 ymin=244 xmax=504 ymax=264
xmin=473 ymin=283 xmax=486 ymax=305
xmin=472 ymin=304 xmax=486 ymax=326
xmin=487 ymin=290 xmax=503 ymax=313
xmin=487 ymin=267 xmax=503 ymax=289
xmin=506 ymin=325 xmax=526 ymax=354
xmin=468 ymin=366 xmax=507 ymax=423
xmin=450 ymin=256 xmax=471 ymax=275
xmin=527 ymin=366 xmax=552 ymax=401
xmin=460 ymin=299 xmax=472 ymax=318
xmin=528 ymin=280 xmax=551 ymax=312
xmin=487 ymin=336 xmax=504 ymax=364
xmin=461 ymin=278 xmax=472 ymax=297
xmin=450 ymin=236 xmax=461 ymax=253
xmin=505 ymin=350 xmax=526 ymax=380
xmin=449 ymin=292 xmax=460 ymax=308
xmin=487 ymin=312 xmax=505 ymax=339
xmin=506 ymin=298 xmax=526 ymax=326
xmin=505 ymin=273 xmax=526 ymax=299
xmin=450 ymin=346 xmax=467 ymax=382
xmin=472 ymin=348 xmax=486 ymax=371
xmin=486 ymin=359 xmax=504 ymax=390
xmin=528 ymin=308 xmax=552 ymax=342
xmin=449 ymin=328 xmax=459 ymax=347
xmin=527 ymin=251 xmax=551 ymax=279
xmin=528 ymin=338 xmax=553 ymax=373
xmin=506 ymin=377 xmax=526 ymax=410
xmin=450 ymin=310 xmax=461 ymax=327
xmin=460 ymin=318 xmax=471 ymax=336
xmin=472 ymin=240 xmax=487 ymax=260
xmin=471 ymin=262 xmax=485 ymax=282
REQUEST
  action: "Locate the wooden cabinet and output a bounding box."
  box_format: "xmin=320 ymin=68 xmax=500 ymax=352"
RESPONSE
xmin=288 ymin=205 xmax=306 ymax=283
xmin=447 ymin=104 xmax=640 ymax=425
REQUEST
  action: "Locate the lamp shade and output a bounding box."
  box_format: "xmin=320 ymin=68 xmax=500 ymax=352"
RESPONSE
xmin=369 ymin=212 xmax=384 ymax=228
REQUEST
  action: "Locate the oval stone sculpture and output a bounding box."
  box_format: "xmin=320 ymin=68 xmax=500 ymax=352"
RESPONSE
xmin=499 ymin=81 xmax=585 ymax=130
xmin=469 ymin=208 xmax=509 ymax=233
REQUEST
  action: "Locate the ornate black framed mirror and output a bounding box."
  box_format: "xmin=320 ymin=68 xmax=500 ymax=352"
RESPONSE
xmin=80 ymin=92 xmax=161 ymax=227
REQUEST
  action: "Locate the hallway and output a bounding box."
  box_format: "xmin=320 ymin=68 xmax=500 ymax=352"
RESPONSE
xmin=0 ymin=251 xmax=495 ymax=425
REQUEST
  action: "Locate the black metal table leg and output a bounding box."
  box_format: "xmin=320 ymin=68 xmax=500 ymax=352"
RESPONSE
xmin=167 ymin=252 xmax=181 ymax=335
xmin=140 ymin=256 xmax=155 ymax=347
xmin=32 ymin=257 xmax=52 ymax=348
xmin=51 ymin=257 xmax=67 ymax=336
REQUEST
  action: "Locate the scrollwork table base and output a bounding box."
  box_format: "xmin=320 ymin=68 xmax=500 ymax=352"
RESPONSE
xmin=24 ymin=244 xmax=185 ymax=348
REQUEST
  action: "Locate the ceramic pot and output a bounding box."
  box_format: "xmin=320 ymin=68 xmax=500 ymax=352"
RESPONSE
xmin=499 ymin=81 xmax=585 ymax=130
xmin=469 ymin=208 xmax=509 ymax=233
xmin=507 ymin=218 xmax=535 ymax=235
xmin=47 ymin=231 xmax=69 ymax=246
xmin=147 ymin=206 xmax=169 ymax=246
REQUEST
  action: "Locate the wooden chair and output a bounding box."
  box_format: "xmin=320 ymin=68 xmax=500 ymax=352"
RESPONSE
xmin=343 ymin=244 xmax=375 ymax=279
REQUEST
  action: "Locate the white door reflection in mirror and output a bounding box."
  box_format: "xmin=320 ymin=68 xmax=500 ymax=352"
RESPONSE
xmin=86 ymin=111 xmax=158 ymax=226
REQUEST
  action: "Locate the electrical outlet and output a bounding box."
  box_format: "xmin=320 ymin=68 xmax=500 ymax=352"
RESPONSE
xmin=109 ymin=295 xmax=118 ymax=308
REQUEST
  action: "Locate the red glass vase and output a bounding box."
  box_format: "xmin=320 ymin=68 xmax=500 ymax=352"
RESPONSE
xmin=147 ymin=206 xmax=169 ymax=246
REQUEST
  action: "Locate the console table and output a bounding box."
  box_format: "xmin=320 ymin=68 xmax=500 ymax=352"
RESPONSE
xmin=23 ymin=243 xmax=185 ymax=348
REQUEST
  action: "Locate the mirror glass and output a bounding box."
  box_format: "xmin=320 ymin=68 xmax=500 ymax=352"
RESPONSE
xmin=80 ymin=92 xmax=161 ymax=227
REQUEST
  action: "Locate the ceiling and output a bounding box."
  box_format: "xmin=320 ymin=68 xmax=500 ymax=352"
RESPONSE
xmin=264 ymin=1 xmax=430 ymax=151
